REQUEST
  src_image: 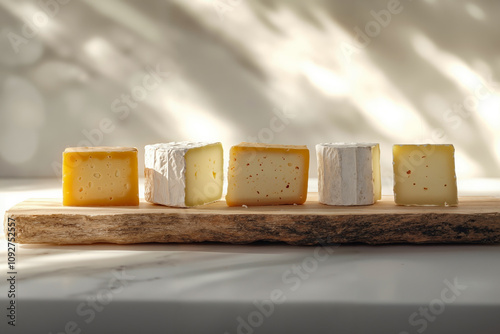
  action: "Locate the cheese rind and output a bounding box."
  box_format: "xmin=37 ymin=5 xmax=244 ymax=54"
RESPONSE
xmin=225 ymin=142 xmax=309 ymax=206
xmin=62 ymin=147 xmax=139 ymax=206
xmin=317 ymin=143 xmax=381 ymax=206
xmin=144 ymin=142 xmax=223 ymax=207
xmin=393 ymin=144 xmax=458 ymax=206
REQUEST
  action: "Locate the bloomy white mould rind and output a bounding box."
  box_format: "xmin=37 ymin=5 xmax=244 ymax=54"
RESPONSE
xmin=144 ymin=142 xmax=220 ymax=207
xmin=317 ymin=143 xmax=380 ymax=206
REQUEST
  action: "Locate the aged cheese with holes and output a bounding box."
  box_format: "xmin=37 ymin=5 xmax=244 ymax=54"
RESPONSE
xmin=145 ymin=142 xmax=223 ymax=207
xmin=226 ymin=142 xmax=309 ymax=206
xmin=62 ymin=147 xmax=139 ymax=206
xmin=317 ymin=143 xmax=381 ymax=206
xmin=393 ymin=144 xmax=458 ymax=206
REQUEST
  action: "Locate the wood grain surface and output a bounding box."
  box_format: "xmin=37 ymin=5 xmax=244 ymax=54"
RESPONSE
xmin=4 ymin=194 xmax=500 ymax=245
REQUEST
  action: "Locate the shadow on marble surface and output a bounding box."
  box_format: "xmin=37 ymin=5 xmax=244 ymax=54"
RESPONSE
xmin=18 ymin=241 xmax=500 ymax=253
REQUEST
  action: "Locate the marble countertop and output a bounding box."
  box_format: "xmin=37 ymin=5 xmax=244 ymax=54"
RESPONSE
xmin=1 ymin=178 xmax=500 ymax=334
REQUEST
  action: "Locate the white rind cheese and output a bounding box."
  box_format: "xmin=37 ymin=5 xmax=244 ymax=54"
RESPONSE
xmin=316 ymin=143 xmax=381 ymax=206
xmin=144 ymin=142 xmax=223 ymax=207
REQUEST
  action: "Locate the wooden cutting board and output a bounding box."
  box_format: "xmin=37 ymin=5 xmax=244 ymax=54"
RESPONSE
xmin=4 ymin=194 xmax=500 ymax=245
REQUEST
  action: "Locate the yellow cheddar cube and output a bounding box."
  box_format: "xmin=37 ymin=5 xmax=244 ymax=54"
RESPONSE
xmin=63 ymin=147 xmax=139 ymax=206
xmin=226 ymin=143 xmax=309 ymax=206
xmin=393 ymin=144 xmax=458 ymax=206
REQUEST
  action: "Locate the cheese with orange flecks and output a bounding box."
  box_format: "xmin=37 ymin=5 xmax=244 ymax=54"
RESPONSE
xmin=62 ymin=147 xmax=139 ymax=206
xmin=225 ymin=143 xmax=309 ymax=206
xmin=393 ymin=144 xmax=458 ymax=206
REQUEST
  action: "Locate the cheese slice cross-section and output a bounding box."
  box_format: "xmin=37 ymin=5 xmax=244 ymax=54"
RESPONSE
xmin=62 ymin=147 xmax=139 ymax=206
xmin=145 ymin=142 xmax=223 ymax=207
xmin=226 ymin=142 xmax=309 ymax=206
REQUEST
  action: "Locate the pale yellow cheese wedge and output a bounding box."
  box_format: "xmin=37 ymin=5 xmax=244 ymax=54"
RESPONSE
xmin=226 ymin=143 xmax=309 ymax=206
xmin=393 ymin=144 xmax=458 ymax=206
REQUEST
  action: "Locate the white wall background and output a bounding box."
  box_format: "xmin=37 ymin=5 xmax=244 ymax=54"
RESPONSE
xmin=0 ymin=0 xmax=499 ymax=183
